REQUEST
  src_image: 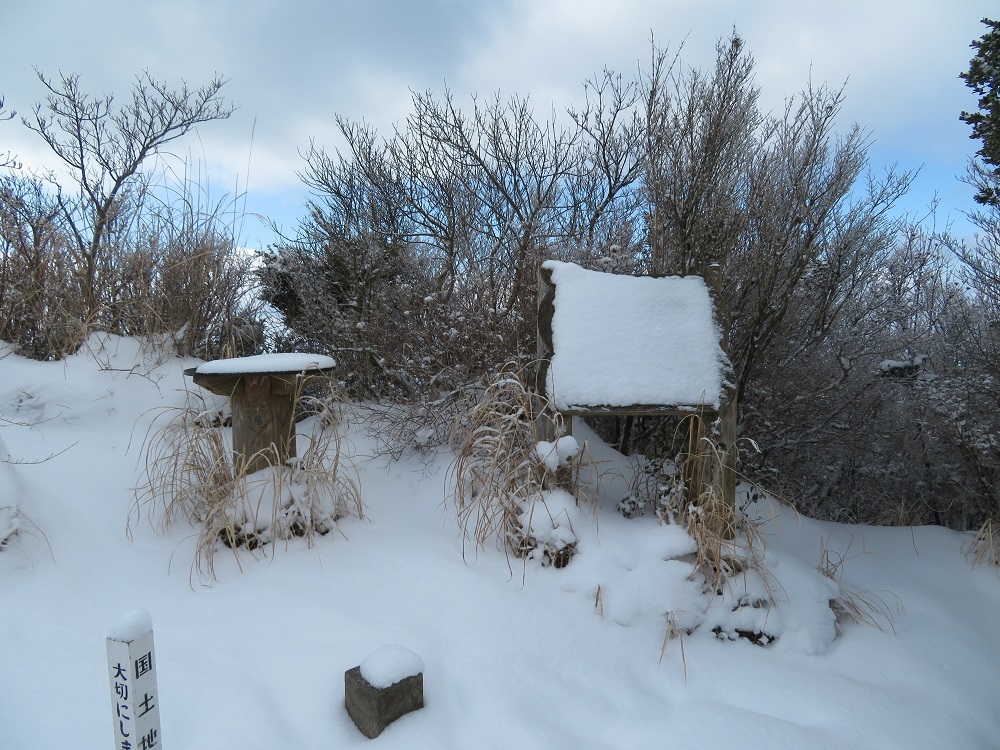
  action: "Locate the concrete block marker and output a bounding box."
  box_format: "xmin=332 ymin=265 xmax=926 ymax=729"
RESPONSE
xmin=107 ymin=608 xmax=162 ymax=749
xmin=345 ymin=645 xmax=424 ymax=738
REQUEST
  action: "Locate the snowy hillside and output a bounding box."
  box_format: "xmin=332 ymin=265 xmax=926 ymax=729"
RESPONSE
xmin=1 ymin=335 xmax=998 ymax=749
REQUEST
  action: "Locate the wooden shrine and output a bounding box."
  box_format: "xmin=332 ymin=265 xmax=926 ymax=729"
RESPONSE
xmin=535 ymin=260 xmax=736 ymax=530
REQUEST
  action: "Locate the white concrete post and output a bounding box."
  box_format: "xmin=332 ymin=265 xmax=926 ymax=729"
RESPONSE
xmin=107 ymin=608 xmax=162 ymax=750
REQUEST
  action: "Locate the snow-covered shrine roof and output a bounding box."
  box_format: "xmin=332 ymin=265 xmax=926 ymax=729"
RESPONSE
xmin=540 ymin=260 xmax=730 ymax=413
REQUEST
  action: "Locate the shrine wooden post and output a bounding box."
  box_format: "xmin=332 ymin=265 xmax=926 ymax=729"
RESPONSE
xmin=185 ymin=354 xmax=335 ymax=474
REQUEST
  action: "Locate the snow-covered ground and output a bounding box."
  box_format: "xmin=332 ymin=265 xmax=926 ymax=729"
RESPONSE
xmin=1 ymin=335 xmax=999 ymax=749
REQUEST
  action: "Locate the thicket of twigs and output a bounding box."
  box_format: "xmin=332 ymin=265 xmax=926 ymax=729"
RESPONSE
xmin=3 ymin=33 xmax=1000 ymax=542
xmin=0 ymin=71 xmax=266 ymax=362
xmin=253 ymin=34 xmax=1000 ymax=535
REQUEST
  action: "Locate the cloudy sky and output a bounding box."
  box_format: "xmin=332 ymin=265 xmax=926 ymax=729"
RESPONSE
xmin=3 ymin=0 xmax=995 ymax=248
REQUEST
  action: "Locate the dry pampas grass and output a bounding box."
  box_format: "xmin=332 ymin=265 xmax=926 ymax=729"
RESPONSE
xmin=447 ymin=361 xmax=591 ymax=565
xmin=131 ymin=376 xmax=362 ymax=578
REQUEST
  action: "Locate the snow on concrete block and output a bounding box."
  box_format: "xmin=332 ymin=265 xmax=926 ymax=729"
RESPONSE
xmin=345 ymin=646 xmax=424 ymax=738
xmin=360 ymin=645 xmax=425 ymax=688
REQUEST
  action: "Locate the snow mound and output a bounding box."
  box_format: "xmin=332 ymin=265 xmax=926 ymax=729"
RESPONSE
xmin=2 ymin=337 xmax=1000 ymax=748
xmin=534 ymin=435 xmax=581 ymax=472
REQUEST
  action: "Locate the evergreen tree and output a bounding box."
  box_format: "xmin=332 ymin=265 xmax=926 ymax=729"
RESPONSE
xmin=960 ymin=18 xmax=1000 ymax=205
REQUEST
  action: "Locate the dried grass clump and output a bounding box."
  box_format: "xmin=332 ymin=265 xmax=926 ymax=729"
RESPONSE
xmin=133 ymin=392 xmax=235 ymax=531
xmin=132 ymin=378 xmax=362 ymax=578
xmin=963 ymin=518 xmax=999 ymax=570
xmin=659 ymin=611 xmax=689 ymax=680
xmin=0 ymin=505 xmax=21 ymax=550
xmin=819 ymin=534 xmax=901 ymax=633
xmin=654 ymin=421 xmax=746 ymax=588
xmin=448 ymin=361 xmax=591 ymax=565
xmin=652 ymin=423 xmax=778 ymax=645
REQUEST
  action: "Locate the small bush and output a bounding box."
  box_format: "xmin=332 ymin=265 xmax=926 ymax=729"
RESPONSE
xmin=0 ymin=505 xmax=19 ymax=549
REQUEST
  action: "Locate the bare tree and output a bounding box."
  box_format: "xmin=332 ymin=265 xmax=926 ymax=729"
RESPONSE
xmin=642 ymin=33 xmax=911 ymax=406
xmin=749 ymin=228 xmax=978 ymax=525
xmin=270 ymin=87 xmax=601 ymax=395
xmin=402 ymin=89 xmax=580 ymax=318
xmin=24 ymin=70 xmax=233 ymax=321
xmin=565 ymin=69 xmax=646 ymax=252
xmin=0 ymin=96 xmax=18 ymax=170
xmin=643 ymin=34 xmax=760 ymax=277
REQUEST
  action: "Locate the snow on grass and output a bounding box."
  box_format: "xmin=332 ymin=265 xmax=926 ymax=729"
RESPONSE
xmin=534 ymin=435 xmax=580 ymax=473
xmin=0 ymin=337 xmax=999 ymax=748
xmin=0 ymin=503 xmax=18 ymax=548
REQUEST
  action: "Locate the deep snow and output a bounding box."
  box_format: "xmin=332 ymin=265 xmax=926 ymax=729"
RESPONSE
xmin=544 ymin=260 xmax=728 ymax=410
xmin=1 ymin=334 xmax=999 ymax=749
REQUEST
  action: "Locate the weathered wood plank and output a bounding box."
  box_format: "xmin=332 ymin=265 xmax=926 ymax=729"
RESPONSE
xmin=230 ymin=375 xmax=297 ymax=474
